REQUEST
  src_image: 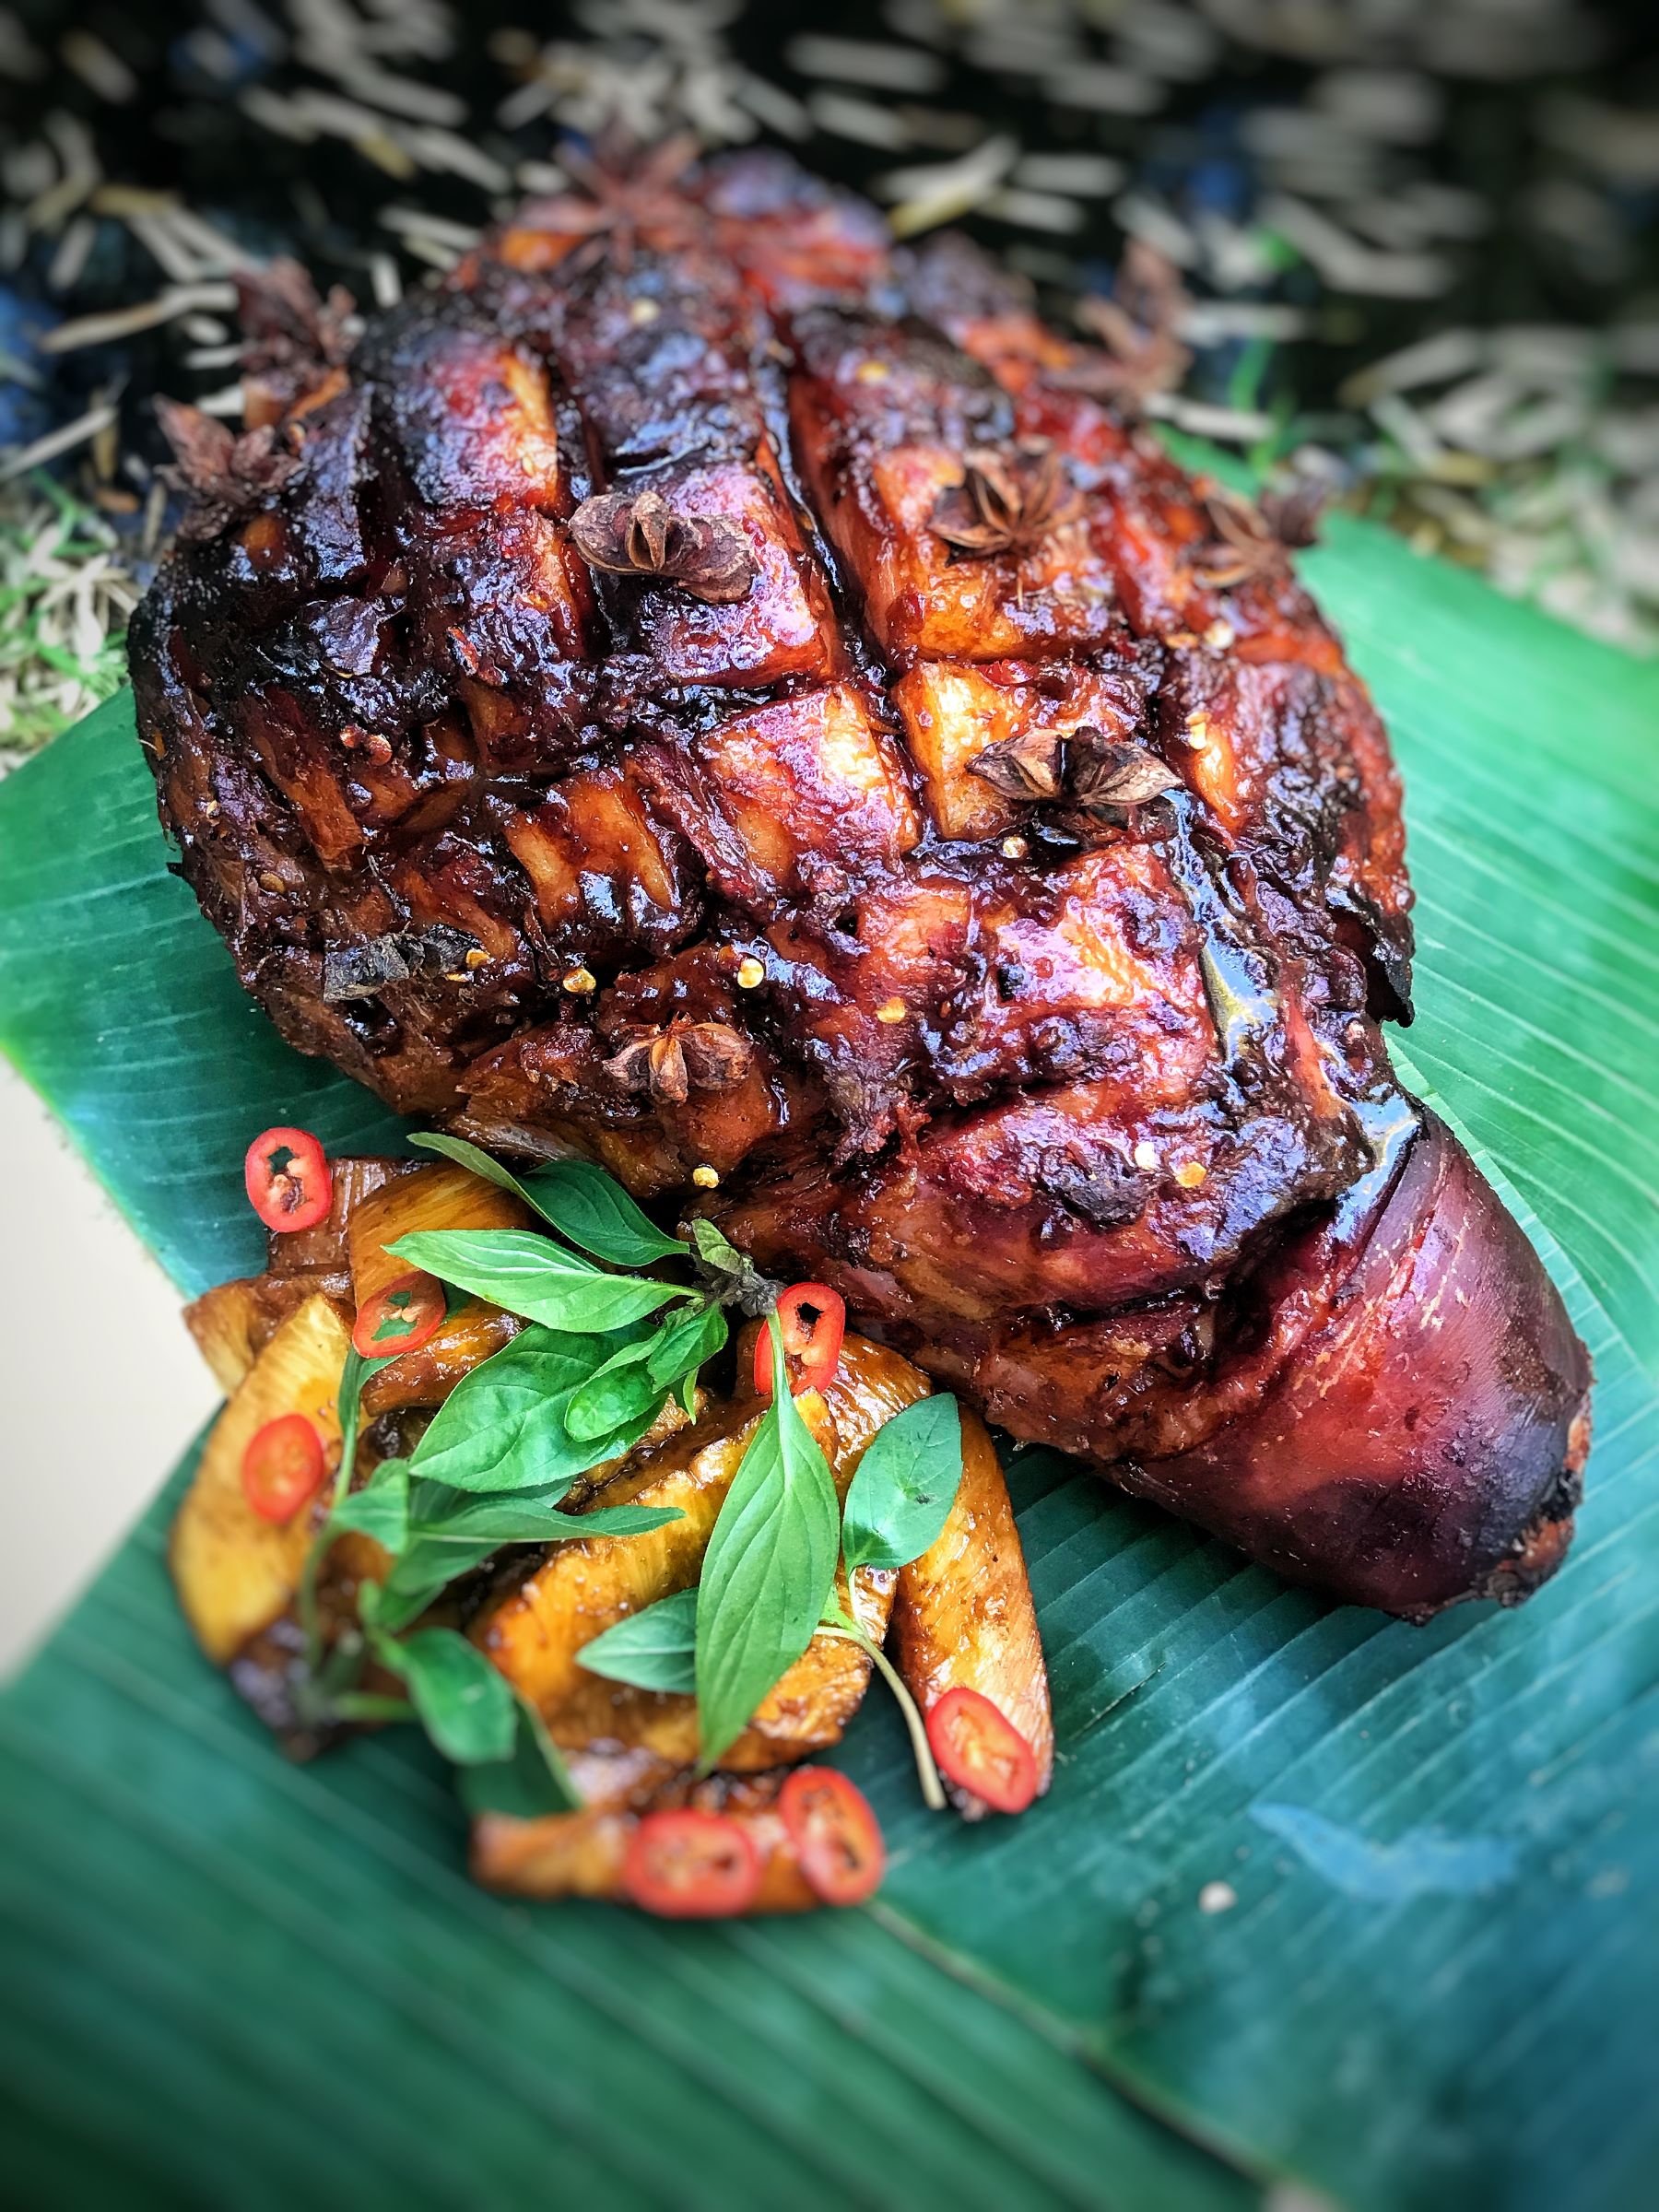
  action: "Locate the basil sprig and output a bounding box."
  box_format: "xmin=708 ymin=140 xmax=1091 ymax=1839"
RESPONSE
xmin=564 ymin=1301 xmax=729 ymax=1441
xmin=294 ymin=1134 xmax=736 ymax=1782
xmin=694 ymin=1315 xmax=842 ymax=1767
xmin=288 ymin=1135 xmax=962 ymax=1821
xmin=407 ymin=1323 xmax=667 ymax=1494
xmin=387 ymin=1228 xmax=688 ymax=1335
xmin=576 ymin=1379 xmax=966 ymax=1805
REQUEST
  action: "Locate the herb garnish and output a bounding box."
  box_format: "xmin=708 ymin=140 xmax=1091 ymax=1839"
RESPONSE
xmin=386 ymin=1227 xmax=688 ymax=1335
xmin=410 ymin=1133 xmax=689 ymax=1266
xmin=290 ymin=1132 xmax=756 ymax=1780
xmin=579 ymin=1585 xmax=699 ymax=1695
xmin=288 ymin=1132 xmax=964 ymax=1819
xmin=406 ymin=1324 xmax=669 ymax=1494
xmin=578 ymin=1371 xmax=967 ymax=1806
xmin=695 ymin=1314 xmax=842 ymax=1768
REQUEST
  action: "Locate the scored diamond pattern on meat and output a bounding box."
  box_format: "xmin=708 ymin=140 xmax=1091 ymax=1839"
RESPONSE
xmin=132 ymin=146 xmax=1590 ymax=1619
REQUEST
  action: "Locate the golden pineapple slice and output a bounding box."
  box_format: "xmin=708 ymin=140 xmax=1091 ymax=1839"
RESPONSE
xmin=182 ymin=1277 xmax=265 ymax=1394
xmin=170 ymin=1293 xmax=350 ymax=1665
xmin=347 ymin=1159 xmax=531 ymax=1414
xmin=347 ymin=1159 xmax=532 ymax=1308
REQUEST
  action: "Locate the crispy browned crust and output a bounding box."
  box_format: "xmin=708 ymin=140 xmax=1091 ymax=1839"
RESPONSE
xmin=133 ymin=147 xmax=1590 ymax=1617
xmin=1114 ymin=1112 xmax=1593 ymax=1617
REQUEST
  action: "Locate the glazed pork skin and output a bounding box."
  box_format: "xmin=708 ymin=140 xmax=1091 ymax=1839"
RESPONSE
xmin=131 ymin=147 xmax=1589 ymax=1617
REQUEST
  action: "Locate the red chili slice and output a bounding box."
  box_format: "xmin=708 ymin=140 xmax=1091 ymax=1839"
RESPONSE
xmin=244 ymin=1125 xmax=332 ymax=1233
xmin=241 ymin=1413 xmax=328 ymax=1524
xmin=352 ymin=1269 xmax=447 ymax=1360
xmin=754 ymin=1283 xmax=847 ymax=1398
xmin=926 ymin=1686 xmax=1040 ymax=1815
xmin=779 ymin=1767 xmax=885 ymax=1906
xmin=622 ymin=1809 xmax=761 ymax=1919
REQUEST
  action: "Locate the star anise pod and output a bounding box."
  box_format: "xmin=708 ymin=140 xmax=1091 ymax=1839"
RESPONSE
xmin=238 ymin=259 xmax=358 ymax=379
xmin=1260 ymin=478 xmax=1328 ymax=550
xmin=930 ymin=448 xmax=1080 ymax=563
xmin=1065 ymin=726 xmax=1184 ymax=813
xmin=970 ymin=723 xmax=1181 ymax=817
xmin=1069 ymin=242 xmax=1194 ymax=416
xmin=603 ymin=1020 xmax=754 ymax=1105
xmin=1184 ymin=483 xmax=1283 ymax=592
xmin=571 ymin=488 xmax=757 ymax=606
xmin=154 ymin=396 xmax=302 ymax=543
xmin=516 ymin=131 xmax=703 ymax=276
xmin=968 ymin=723 xmax=1066 ymax=802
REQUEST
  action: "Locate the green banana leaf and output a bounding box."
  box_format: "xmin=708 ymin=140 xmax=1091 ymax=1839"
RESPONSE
xmin=3 ymin=507 xmax=1657 ymax=2212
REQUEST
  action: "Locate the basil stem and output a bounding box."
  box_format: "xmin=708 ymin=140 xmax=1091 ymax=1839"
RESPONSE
xmin=818 ymin=1611 xmax=947 ymax=1813
xmin=298 ymin=1345 xmax=397 ymax=1674
xmin=328 ymin=1692 xmax=417 ymax=1724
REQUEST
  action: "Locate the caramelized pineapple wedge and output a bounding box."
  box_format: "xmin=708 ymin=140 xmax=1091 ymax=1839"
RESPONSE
xmin=473 ymin=1335 xmax=929 ymax=1764
xmin=890 ymin=1408 xmax=1054 ymax=1814
xmin=347 ymin=1160 xmax=530 ymax=1417
xmin=182 ymin=1158 xmax=424 ymax=1394
xmin=472 ymin=1768 xmax=819 ymax=1912
xmin=170 ymin=1293 xmax=350 ymax=1665
xmin=183 ymin=1277 xmax=266 ymax=1395
xmin=545 ymin=1556 xmax=896 ymax=1773
xmin=346 ymin=1159 xmax=531 ymax=1303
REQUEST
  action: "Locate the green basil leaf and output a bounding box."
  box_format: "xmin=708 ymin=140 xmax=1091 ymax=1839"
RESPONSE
xmin=646 ymin=1299 xmax=728 ymax=1389
xmin=688 ymin=1218 xmax=775 ymax=1310
xmin=695 ymin=1318 xmax=841 ymax=1767
xmin=410 ymin=1500 xmax=683 ymax=1545
xmin=388 ymin=1228 xmax=686 ymax=1334
xmin=562 ymin=1338 xmax=668 ymax=1444
xmin=374 ymin=1479 xmax=679 ymax=1633
xmin=373 ymin=1552 xmax=488 ymax=1635
xmin=408 ymin=1325 xmax=657 ymax=1494
xmin=688 ymin=1218 xmax=749 ymax=1277
xmin=521 ymin=1159 xmax=690 ymax=1267
xmin=840 ymin=1394 xmax=964 ymax=1573
xmin=577 ymin=1587 xmax=699 ymax=1694
xmin=408 ymin=1132 xmax=551 ymax=1212
xmin=373 ymin=1627 xmax=517 ymax=1766
xmin=373 ymin=1476 xmax=576 ymax=1630
xmin=411 ymin=1132 xmax=688 ymax=1267
xmin=455 ymin=1696 xmax=578 ymax=1818
xmin=327 ymin=1456 xmax=410 ymax=1552
xmin=562 ymin=1298 xmax=729 ymax=1441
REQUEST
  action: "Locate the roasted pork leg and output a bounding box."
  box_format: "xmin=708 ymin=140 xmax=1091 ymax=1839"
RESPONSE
xmin=132 ymin=146 xmax=1590 ymax=1618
